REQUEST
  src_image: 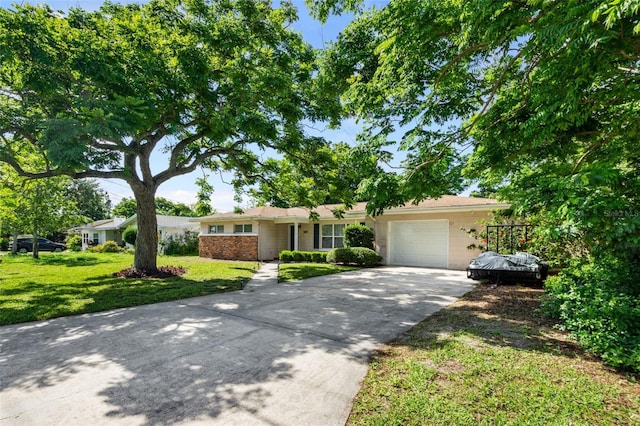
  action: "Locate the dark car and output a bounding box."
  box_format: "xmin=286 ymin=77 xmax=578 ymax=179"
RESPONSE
xmin=9 ymin=238 xmax=67 ymax=253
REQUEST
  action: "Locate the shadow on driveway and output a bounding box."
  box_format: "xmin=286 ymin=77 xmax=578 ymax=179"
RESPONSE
xmin=0 ymin=267 xmax=474 ymax=425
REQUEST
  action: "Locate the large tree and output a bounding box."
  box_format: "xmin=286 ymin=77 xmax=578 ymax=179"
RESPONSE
xmin=0 ymin=0 xmax=335 ymax=272
xmin=312 ymin=0 xmax=639 ymax=256
xmin=311 ymin=0 xmax=640 ymax=371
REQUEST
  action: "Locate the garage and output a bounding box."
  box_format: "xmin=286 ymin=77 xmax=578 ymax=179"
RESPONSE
xmin=389 ymin=220 xmax=449 ymax=268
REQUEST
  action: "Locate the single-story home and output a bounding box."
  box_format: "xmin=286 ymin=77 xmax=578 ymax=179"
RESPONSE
xmin=78 ymin=215 xmax=199 ymax=251
xmin=195 ymin=195 xmax=510 ymax=269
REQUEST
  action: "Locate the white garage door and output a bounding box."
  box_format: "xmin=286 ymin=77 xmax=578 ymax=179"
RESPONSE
xmin=389 ymin=220 xmax=449 ymax=268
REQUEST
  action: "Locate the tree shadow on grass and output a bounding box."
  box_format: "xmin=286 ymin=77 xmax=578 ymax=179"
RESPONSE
xmin=393 ymin=282 xmax=635 ymax=373
xmin=0 ymin=274 xmax=245 ymax=326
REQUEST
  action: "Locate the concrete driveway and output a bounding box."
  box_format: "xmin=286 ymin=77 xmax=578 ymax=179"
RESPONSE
xmin=0 ymin=267 xmax=474 ymax=425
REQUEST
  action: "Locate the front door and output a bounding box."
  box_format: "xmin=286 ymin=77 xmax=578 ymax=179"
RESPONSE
xmin=289 ymin=225 xmax=295 ymax=250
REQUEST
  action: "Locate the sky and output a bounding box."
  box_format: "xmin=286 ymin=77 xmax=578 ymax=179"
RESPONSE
xmin=2 ymin=0 xmax=392 ymax=212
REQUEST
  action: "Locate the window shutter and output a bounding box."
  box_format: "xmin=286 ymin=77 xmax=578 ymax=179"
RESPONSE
xmin=313 ymin=224 xmax=319 ymax=249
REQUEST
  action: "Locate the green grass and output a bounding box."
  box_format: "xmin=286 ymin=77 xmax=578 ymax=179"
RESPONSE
xmin=0 ymin=252 xmax=258 ymax=325
xmin=348 ymin=285 xmax=640 ymax=425
xmin=278 ymin=262 xmax=360 ymax=283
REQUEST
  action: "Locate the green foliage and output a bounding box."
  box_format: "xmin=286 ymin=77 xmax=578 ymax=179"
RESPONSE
xmin=0 ymin=237 xmax=8 ymax=251
xmin=65 ymin=235 xmax=82 ymax=252
xmin=327 ymin=247 xmax=381 ymax=266
xmin=0 ymin=0 xmax=339 ymax=271
xmin=113 ymin=197 xmax=196 ymax=219
xmin=194 ymin=175 xmax=215 ymax=217
xmin=279 ymin=250 xmax=327 ymax=263
xmin=122 ymin=226 xmax=137 ymax=246
xmin=66 ymin=179 xmax=111 ymax=221
xmin=249 ymin=142 xmax=382 ymax=209
xmin=344 ymin=224 xmax=374 ymax=249
xmin=0 ymin=252 xmax=258 ymax=325
xmin=161 ymin=231 xmax=199 ymax=256
xmin=89 ymin=241 xmax=121 ymax=253
xmin=111 ymin=198 xmax=137 ymax=218
xmin=542 ymin=256 xmax=640 ymax=372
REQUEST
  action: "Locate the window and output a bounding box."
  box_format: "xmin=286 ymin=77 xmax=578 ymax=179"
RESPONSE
xmin=92 ymin=233 xmax=99 ymax=245
xmin=209 ymin=225 xmax=224 ymax=234
xmin=82 ymin=233 xmax=89 ymax=245
xmin=234 ymin=224 xmax=253 ymax=233
xmin=321 ymin=224 xmax=344 ymax=249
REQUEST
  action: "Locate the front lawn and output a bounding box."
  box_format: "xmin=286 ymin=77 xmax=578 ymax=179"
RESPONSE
xmin=0 ymin=252 xmax=258 ymax=325
xmin=348 ymin=284 xmax=640 ymax=425
xmin=278 ymin=262 xmax=360 ymax=283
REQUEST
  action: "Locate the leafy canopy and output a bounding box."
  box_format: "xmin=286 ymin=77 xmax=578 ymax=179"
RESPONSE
xmin=0 ymin=0 xmax=338 ymax=270
xmin=312 ymin=0 xmax=640 ymax=257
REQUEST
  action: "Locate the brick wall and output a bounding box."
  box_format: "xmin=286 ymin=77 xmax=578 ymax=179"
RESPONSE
xmin=199 ymin=235 xmax=258 ymax=261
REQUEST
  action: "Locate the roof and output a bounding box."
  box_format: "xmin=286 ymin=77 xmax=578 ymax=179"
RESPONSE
xmin=78 ymin=217 xmax=127 ymax=230
xmin=79 ymin=215 xmax=198 ymax=230
xmin=119 ymin=214 xmax=199 ymax=229
xmin=196 ymin=195 xmax=509 ymax=222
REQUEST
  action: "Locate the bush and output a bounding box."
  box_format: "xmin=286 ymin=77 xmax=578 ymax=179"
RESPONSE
xmin=161 ymin=231 xmax=199 ymax=256
xmin=279 ymin=250 xmax=294 ymax=263
xmin=0 ymin=237 xmax=9 ymax=251
xmin=327 ymin=247 xmax=382 ymax=266
xmin=89 ymin=241 xmax=121 ymax=253
xmin=310 ymin=251 xmax=327 ymax=263
xmin=66 ymin=235 xmax=82 ymax=252
xmin=279 ymin=250 xmax=327 ymax=263
xmin=122 ymin=226 xmax=137 ymax=246
xmin=542 ymin=255 xmax=639 ymax=372
xmin=344 ymin=224 xmax=375 ymax=249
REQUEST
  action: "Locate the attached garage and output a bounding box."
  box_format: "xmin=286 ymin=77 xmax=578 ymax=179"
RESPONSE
xmin=388 ymin=220 xmax=449 ymax=268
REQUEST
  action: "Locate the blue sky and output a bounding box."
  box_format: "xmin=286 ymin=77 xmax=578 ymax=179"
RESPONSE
xmin=3 ymin=0 xmax=390 ymax=211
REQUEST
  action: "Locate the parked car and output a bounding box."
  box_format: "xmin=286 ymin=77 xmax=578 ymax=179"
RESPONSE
xmin=9 ymin=238 xmax=67 ymax=253
xmin=466 ymin=251 xmax=548 ymax=284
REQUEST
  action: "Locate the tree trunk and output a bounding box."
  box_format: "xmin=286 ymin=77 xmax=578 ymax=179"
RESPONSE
xmin=132 ymin=186 xmax=158 ymax=273
xmin=32 ymin=229 xmax=39 ymax=259
xmin=11 ymin=229 xmax=18 ymax=255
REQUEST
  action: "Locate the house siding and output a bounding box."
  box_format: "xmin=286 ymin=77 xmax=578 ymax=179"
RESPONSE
xmin=257 ymin=222 xmax=289 ymax=260
xmin=199 ymin=235 xmax=258 ymax=261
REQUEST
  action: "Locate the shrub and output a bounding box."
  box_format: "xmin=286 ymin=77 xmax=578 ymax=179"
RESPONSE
xmin=310 ymin=251 xmax=327 ymax=263
xmin=344 ymin=224 xmax=375 ymax=249
xmin=161 ymin=231 xmax=199 ymax=256
xmin=89 ymin=241 xmax=121 ymax=253
xmin=279 ymin=250 xmax=294 ymax=263
xmin=542 ymin=255 xmax=639 ymax=372
xmin=279 ymin=250 xmax=327 ymax=263
xmin=122 ymin=226 xmax=137 ymax=246
xmin=327 ymin=247 xmax=382 ymax=266
xmin=66 ymin=235 xmax=82 ymax=252
xmin=0 ymin=237 xmax=9 ymax=251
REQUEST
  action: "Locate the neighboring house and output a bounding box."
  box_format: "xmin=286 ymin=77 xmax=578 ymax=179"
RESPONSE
xmin=195 ymin=195 xmax=510 ymax=270
xmin=78 ymin=217 xmax=128 ymax=248
xmin=78 ymin=215 xmax=199 ymax=251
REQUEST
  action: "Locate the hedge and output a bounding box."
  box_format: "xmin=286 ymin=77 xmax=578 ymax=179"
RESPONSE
xmin=279 ymin=250 xmax=327 ymax=263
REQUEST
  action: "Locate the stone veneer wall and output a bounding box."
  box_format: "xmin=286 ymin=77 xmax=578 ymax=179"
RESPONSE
xmin=199 ymin=235 xmax=258 ymax=261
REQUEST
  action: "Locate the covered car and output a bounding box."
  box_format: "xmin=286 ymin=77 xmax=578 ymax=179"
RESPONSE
xmin=466 ymin=251 xmax=548 ymax=283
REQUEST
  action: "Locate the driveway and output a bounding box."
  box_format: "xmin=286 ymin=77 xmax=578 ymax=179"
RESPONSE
xmin=0 ymin=267 xmax=474 ymax=425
